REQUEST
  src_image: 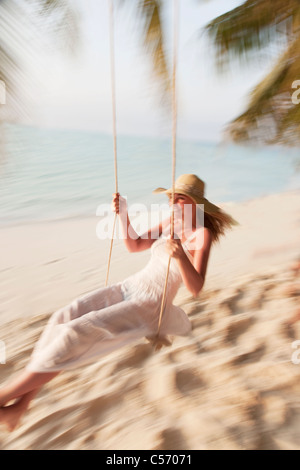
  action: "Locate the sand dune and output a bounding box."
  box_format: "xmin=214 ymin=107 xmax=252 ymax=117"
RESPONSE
xmin=0 ymin=189 xmax=300 ymax=449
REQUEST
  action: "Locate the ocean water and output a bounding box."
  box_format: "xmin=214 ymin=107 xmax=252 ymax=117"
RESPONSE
xmin=0 ymin=123 xmax=299 ymax=227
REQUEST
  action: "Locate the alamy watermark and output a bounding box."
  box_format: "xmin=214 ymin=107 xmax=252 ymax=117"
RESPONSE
xmin=292 ymin=80 xmax=300 ymax=105
xmin=0 ymin=80 xmax=6 ymax=105
xmin=96 ymin=200 xmax=205 ymax=250
xmin=291 ymin=340 xmax=300 ymax=365
xmin=0 ymin=340 xmax=6 ymax=364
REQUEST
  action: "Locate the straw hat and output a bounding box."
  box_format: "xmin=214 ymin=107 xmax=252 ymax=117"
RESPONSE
xmin=153 ymin=173 xmax=222 ymax=215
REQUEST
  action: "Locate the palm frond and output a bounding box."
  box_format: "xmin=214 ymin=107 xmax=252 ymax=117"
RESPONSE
xmin=205 ymin=0 xmax=300 ymax=145
xmin=205 ymin=0 xmax=299 ymax=68
xmin=0 ymin=0 xmax=34 ymax=122
xmin=0 ymin=0 xmax=79 ymax=124
xmin=30 ymin=0 xmax=80 ymax=54
xmin=137 ymin=0 xmax=171 ymax=100
xmin=225 ymin=35 xmax=300 ymax=145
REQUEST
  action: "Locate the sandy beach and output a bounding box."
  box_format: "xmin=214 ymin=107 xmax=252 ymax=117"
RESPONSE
xmin=0 ymin=188 xmax=300 ymax=449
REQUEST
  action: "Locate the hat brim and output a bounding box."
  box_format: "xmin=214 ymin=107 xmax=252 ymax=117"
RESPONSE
xmin=152 ymin=187 xmax=221 ymax=214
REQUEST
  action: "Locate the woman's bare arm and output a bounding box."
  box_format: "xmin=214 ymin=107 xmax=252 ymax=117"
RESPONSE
xmin=112 ymin=193 xmax=169 ymax=253
xmin=165 ymin=228 xmax=213 ymax=297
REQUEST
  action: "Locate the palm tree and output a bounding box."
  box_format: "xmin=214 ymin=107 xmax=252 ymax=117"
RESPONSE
xmin=0 ymin=0 xmax=167 ymax=127
xmin=204 ymin=0 xmax=300 ymax=146
xmin=136 ymin=0 xmax=300 ymax=146
xmin=3 ymin=0 xmax=299 ymax=146
xmin=126 ymin=0 xmax=171 ymax=99
xmin=0 ymin=0 xmax=79 ymax=124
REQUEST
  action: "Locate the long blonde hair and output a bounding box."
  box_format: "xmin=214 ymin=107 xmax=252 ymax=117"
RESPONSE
xmin=198 ymin=207 xmax=239 ymax=246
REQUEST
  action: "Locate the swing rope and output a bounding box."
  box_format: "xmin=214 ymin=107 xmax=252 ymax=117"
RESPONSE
xmin=105 ymin=0 xmax=118 ymax=287
xmin=106 ymin=0 xmax=180 ymax=350
xmin=154 ymin=0 xmax=179 ymax=346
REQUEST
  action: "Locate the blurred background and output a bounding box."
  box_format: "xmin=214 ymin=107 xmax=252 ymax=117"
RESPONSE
xmin=1 ymin=0 xmax=300 ymax=451
xmin=0 ymin=0 xmax=300 ymax=226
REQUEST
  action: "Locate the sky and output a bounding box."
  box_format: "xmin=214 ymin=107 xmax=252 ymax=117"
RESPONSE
xmin=30 ymin=0 xmax=280 ymax=142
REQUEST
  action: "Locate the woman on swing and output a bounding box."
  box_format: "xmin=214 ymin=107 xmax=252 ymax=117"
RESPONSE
xmin=0 ymin=174 xmax=237 ymax=431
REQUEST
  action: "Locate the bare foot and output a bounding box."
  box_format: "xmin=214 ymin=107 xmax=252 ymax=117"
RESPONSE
xmin=0 ymin=400 xmax=25 ymax=432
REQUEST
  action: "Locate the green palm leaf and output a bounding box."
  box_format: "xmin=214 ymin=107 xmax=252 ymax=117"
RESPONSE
xmin=0 ymin=0 xmax=79 ymax=123
xmin=205 ymin=0 xmax=300 ymax=145
xmin=136 ymin=0 xmax=171 ymax=100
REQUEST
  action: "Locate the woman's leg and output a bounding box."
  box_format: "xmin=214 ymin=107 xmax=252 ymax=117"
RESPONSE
xmin=0 ymin=284 xmax=125 ymax=430
xmin=0 ymin=369 xmax=60 ymax=431
xmin=27 ymin=284 xmax=125 ymax=369
xmin=0 ymin=369 xmax=59 ymax=406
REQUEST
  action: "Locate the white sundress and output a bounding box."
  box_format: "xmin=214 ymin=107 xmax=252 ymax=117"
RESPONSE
xmin=26 ymin=229 xmax=200 ymax=372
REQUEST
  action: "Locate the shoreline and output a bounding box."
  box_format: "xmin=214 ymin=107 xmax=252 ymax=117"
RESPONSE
xmin=1 ymin=186 xmax=299 ymax=231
